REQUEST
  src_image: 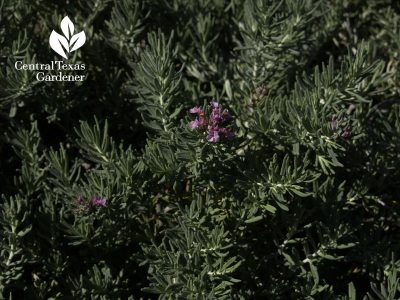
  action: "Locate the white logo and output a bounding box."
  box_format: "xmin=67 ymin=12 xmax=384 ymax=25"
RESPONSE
xmin=49 ymin=16 xmax=86 ymax=59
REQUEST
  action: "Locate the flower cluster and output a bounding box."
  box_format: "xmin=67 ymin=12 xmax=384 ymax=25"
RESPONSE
xmin=189 ymin=101 xmax=234 ymax=143
xmin=91 ymin=196 xmax=107 ymax=207
xmin=73 ymin=195 xmax=107 ymax=214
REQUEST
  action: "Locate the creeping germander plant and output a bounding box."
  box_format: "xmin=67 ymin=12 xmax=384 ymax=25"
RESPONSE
xmin=1 ymin=1 xmax=400 ymax=299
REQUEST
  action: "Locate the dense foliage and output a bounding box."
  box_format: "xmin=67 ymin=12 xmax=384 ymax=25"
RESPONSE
xmin=1 ymin=0 xmax=400 ymax=299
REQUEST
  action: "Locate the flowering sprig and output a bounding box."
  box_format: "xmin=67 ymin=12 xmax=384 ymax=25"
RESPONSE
xmin=189 ymin=101 xmax=234 ymax=143
xmin=73 ymin=195 xmax=107 ymax=214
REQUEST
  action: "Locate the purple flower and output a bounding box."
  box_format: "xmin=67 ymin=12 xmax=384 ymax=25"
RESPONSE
xmin=189 ymin=118 xmax=201 ymax=129
xmin=189 ymin=106 xmax=203 ymax=114
xmin=188 ymin=101 xmax=235 ymax=143
xmin=210 ymin=101 xmax=223 ymax=125
xmin=189 ymin=116 xmax=207 ymax=129
xmin=210 ymin=109 xmax=221 ymax=124
xmin=207 ymin=127 xmax=220 ymax=142
xmin=91 ymin=197 xmax=107 ymax=207
xmin=211 ymin=101 xmax=219 ymax=109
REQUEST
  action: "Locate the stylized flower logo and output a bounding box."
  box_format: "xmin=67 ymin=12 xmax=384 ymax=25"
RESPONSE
xmin=49 ymin=16 xmax=86 ymax=59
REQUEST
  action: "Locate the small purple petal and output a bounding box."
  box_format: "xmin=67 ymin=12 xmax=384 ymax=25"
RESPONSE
xmin=207 ymin=127 xmax=220 ymax=142
xmin=91 ymin=197 xmax=107 ymax=207
xmin=189 ymin=106 xmax=203 ymax=114
xmin=210 ymin=101 xmax=219 ymax=109
xmin=211 ymin=111 xmax=221 ymax=125
xmin=189 ymin=119 xmax=201 ymax=129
